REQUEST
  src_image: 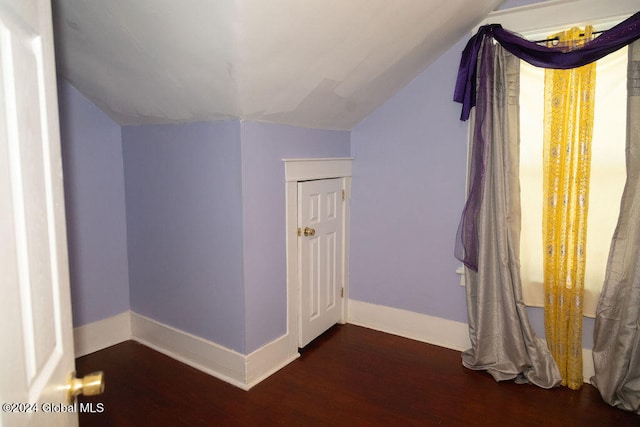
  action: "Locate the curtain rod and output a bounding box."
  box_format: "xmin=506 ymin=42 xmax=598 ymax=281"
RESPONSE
xmin=533 ymin=30 xmax=605 ymax=44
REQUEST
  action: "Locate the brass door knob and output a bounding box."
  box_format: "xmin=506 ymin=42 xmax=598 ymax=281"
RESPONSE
xmin=67 ymin=371 xmax=105 ymax=403
xmin=303 ymin=227 xmax=316 ymax=237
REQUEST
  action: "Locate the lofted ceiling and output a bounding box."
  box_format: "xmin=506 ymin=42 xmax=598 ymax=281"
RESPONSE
xmin=52 ymin=0 xmax=503 ymax=130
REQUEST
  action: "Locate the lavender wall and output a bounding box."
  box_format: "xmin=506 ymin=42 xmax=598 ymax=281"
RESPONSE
xmin=350 ymin=38 xmax=470 ymax=323
xmin=58 ymin=80 xmax=130 ymax=326
xmin=122 ymin=121 xmax=246 ymax=352
xmin=240 ymin=122 xmax=350 ymax=353
xmin=497 ymin=0 xmax=548 ymax=10
xmin=120 ymin=120 xmax=348 ymax=354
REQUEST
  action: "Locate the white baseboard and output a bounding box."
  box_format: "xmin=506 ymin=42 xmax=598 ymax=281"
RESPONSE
xmin=73 ymin=311 xmax=131 ymax=357
xmin=130 ymin=312 xmax=247 ymax=388
xmin=246 ymin=334 xmax=300 ymax=389
xmin=75 ymin=305 xmax=594 ymax=388
xmin=347 ymin=299 xmax=595 ymax=383
xmin=347 ymin=299 xmax=471 ymax=351
xmin=130 ymin=312 xmax=299 ymax=390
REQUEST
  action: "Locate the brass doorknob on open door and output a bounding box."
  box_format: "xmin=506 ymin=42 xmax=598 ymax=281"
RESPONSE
xmin=304 ymin=227 xmax=316 ymax=237
xmin=67 ymin=371 xmax=105 ymax=403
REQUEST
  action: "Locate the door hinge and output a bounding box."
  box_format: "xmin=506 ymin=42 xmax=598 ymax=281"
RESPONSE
xmin=342 ymin=189 xmax=345 ymax=201
xmin=341 ymin=288 xmax=344 ymax=298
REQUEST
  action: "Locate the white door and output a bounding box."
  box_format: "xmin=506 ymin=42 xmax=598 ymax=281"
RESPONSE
xmin=0 ymin=1 xmax=78 ymax=425
xmin=298 ymin=178 xmax=344 ymax=347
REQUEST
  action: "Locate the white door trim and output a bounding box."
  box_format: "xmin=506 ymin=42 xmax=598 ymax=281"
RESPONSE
xmin=284 ymin=157 xmax=353 ymax=182
xmin=283 ymin=158 xmax=352 ymax=351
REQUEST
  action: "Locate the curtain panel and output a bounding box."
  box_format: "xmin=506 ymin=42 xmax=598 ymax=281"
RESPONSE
xmin=461 ymin=38 xmax=561 ymax=388
xmin=542 ymin=27 xmax=597 ymax=390
xmin=591 ymin=39 xmax=640 ymax=414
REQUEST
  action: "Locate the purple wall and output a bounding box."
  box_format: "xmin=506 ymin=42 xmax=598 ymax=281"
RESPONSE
xmin=122 ymin=121 xmax=246 ymax=352
xmin=497 ymin=0 xmax=547 ymax=10
xmin=120 ymin=121 xmax=348 ymax=354
xmin=58 ymin=80 xmax=130 ymax=326
xmin=350 ymin=38 xmax=470 ymax=323
xmin=240 ymin=122 xmax=350 ymax=352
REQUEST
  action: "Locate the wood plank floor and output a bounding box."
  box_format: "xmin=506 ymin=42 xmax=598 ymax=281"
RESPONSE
xmin=76 ymin=324 xmax=639 ymax=426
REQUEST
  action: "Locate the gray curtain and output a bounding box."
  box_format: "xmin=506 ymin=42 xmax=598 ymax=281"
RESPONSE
xmin=462 ymin=38 xmax=562 ymax=388
xmin=591 ymin=40 xmax=640 ymax=414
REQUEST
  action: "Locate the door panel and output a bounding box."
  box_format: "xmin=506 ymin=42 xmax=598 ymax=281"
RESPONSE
xmin=0 ymin=1 xmax=77 ymax=425
xmin=298 ymin=178 xmax=344 ymax=347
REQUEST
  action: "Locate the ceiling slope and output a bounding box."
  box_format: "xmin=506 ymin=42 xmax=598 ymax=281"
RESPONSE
xmin=52 ymin=0 xmax=502 ymax=130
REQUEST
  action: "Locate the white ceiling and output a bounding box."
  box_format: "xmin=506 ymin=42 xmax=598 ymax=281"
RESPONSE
xmin=52 ymin=0 xmax=503 ymax=130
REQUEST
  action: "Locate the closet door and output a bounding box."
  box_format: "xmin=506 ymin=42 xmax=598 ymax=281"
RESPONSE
xmin=298 ymin=178 xmax=344 ymax=347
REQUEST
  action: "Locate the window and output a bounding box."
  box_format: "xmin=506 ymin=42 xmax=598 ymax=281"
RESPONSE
xmin=518 ymin=46 xmax=628 ymax=317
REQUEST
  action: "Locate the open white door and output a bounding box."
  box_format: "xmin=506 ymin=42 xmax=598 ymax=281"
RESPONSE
xmin=298 ymin=178 xmax=344 ymax=347
xmin=0 ymin=1 xmax=82 ymax=425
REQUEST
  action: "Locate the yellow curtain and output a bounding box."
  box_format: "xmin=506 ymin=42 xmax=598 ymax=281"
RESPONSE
xmin=543 ymin=27 xmax=596 ymax=390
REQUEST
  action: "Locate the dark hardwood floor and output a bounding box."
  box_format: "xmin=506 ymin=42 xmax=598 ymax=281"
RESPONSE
xmin=76 ymin=324 xmax=639 ymax=426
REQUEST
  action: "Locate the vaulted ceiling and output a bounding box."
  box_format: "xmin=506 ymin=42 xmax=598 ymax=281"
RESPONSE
xmin=52 ymin=0 xmax=503 ymax=130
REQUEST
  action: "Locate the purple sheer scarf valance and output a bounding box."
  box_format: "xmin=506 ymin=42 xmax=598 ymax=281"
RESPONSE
xmin=454 ymin=11 xmax=640 ymax=272
xmin=454 ymin=11 xmax=640 ymax=122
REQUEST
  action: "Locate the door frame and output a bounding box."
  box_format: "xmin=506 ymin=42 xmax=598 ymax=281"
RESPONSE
xmin=283 ymin=158 xmax=352 ymax=350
